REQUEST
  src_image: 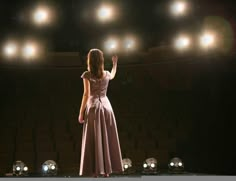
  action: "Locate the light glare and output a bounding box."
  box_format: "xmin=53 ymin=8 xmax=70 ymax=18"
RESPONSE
xmin=3 ymin=42 xmax=18 ymax=57
xmin=51 ymin=165 xmax=56 ymax=170
xmin=104 ymin=37 xmax=119 ymax=52
xmin=22 ymin=43 xmax=37 ymax=59
xmin=200 ymin=33 xmax=215 ymax=48
xmin=171 ymin=1 xmax=187 ymax=16
xmin=174 ymin=35 xmax=190 ymax=50
xmin=43 ymin=165 xmax=49 ymax=171
xmin=32 ymin=6 xmax=52 ymax=25
xmin=97 ymin=4 xmax=114 ymax=22
xmin=124 ymin=37 xmax=136 ymax=50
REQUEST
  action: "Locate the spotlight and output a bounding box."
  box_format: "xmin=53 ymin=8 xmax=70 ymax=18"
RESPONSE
xmin=174 ymin=35 xmax=191 ymax=51
xmin=13 ymin=160 xmax=29 ymax=176
xmin=42 ymin=160 xmax=58 ymax=176
xmin=168 ymin=157 xmax=184 ymax=173
xmin=97 ymin=4 xmax=115 ymax=22
xmin=199 ymin=32 xmax=216 ymax=49
xmin=32 ymin=6 xmax=53 ymax=26
xmin=123 ymin=36 xmax=137 ymax=51
xmin=170 ymin=1 xmax=187 ymax=16
xmin=104 ymin=37 xmax=119 ymax=53
xmin=122 ymin=158 xmax=133 ymax=174
xmin=3 ymin=41 xmax=19 ymax=58
xmin=142 ymin=158 xmax=159 ymax=174
xmin=22 ymin=42 xmax=39 ymax=60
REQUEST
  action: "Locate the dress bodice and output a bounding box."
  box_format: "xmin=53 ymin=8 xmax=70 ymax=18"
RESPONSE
xmin=81 ymin=71 xmax=111 ymax=98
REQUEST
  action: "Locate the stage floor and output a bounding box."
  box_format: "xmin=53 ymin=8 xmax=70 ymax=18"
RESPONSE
xmin=1 ymin=173 xmax=236 ymax=181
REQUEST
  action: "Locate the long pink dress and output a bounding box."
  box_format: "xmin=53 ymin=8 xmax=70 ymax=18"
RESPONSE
xmin=79 ymin=70 xmax=124 ymax=176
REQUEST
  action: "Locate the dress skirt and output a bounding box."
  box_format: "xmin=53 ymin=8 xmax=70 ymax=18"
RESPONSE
xmin=79 ymin=96 xmax=124 ymax=176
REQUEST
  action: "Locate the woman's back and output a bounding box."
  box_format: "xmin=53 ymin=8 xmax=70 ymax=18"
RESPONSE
xmin=81 ymin=70 xmax=111 ymax=98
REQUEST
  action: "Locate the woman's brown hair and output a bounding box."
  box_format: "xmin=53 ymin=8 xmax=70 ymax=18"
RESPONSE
xmin=87 ymin=49 xmax=104 ymax=79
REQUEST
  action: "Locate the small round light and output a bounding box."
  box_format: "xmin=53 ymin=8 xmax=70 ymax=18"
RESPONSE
xmin=51 ymin=165 xmax=56 ymax=170
xmin=168 ymin=157 xmax=184 ymax=173
xmin=43 ymin=165 xmax=49 ymax=171
xmin=124 ymin=164 xmax=129 ymax=169
xmin=42 ymin=160 xmax=58 ymax=176
xmin=32 ymin=6 xmax=53 ymax=26
xmin=122 ymin=158 xmax=132 ymax=172
xmin=170 ymin=1 xmax=187 ymax=16
xmin=96 ymin=4 xmax=117 ymax=23
xmin=4 ymin=44 xmax=18 ymax=56
xmin=174 ymin=35 xmax=191 ymax=50
xmin=104 ymin=37 xmax=120 ymax=53
xmin=200 ymin=32 xmax=215 ymax=48
xmin=142 ymin=158 xmax=159 ymax=174
xmin=13 ymin=160 xmax=28 ymax=176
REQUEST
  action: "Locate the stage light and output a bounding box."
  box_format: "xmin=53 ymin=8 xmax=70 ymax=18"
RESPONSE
xmin=122 ymin=158 xmax=135 ymax=174
xmin=13 ymin=160 xmax=28 ymax=176
xmin=3 ymin=42 xmax=19 ymax=58
xmin=123 ymin=36 xmax=137 ymax=51
xmin=168 ymin=157 xmax=184 ymax=173
xmin=200 ymin=32 xmax=216 ymax=49
xmin=122 ymin=158 xmax=132 ymax=171
xmin=42 ymin=160 xmax=58 ymax=176
xmin=104 ymin=37 xmax=119 ymax=53
xmin=170 ymin=1 xmax=187 ymax=16
xmin=32 ymin=6 xmax=52 ymax=26
xmin=97 ymin=4 xmax=115 ymax=22
xmin=174 ymin=35 xmax=191 ymax=51
xmin=142 ymin=158 xmax=159 ymax=174
xmin=22 ymin=42 xmax=38 ymax=59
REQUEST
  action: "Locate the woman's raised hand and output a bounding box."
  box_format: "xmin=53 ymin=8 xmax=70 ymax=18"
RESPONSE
xmin=112 ymin=55 xmax=118 ymax=65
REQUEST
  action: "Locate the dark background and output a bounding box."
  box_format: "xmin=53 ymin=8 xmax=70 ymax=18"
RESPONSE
xmin=0 ymin=54 xmax=236 ymax=175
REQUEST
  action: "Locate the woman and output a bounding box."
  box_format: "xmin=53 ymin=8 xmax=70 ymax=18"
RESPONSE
xmin=78 ymin=49 xmax=123 ymax=177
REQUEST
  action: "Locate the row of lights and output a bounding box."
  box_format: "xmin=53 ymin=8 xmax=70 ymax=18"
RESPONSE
xmin=3 ymin=41 xmax=42 ymax=60
xmin=1 ymin=1 xmax=221 ymax=60
xmin=104 ymin=36 xmax=138 ymax=53
xmin=12 ymin=157 xmax=184 ymax=176
xmin=97 ymin=1 xmax=190 ymax=22
xmin=123 ymin=157 xmax=184 ymax=174
xmin=13 ymin=160 xmax=57 ymax=176
xmin=2 ymin=31 xmax=216 ymax=60
xmin=1 ymin=35 xmax=138 ymax=60
xmin=21 ymin=1 xmax=189 ymax=26
xmin=174 ymin=32 xmax=216 ymax=51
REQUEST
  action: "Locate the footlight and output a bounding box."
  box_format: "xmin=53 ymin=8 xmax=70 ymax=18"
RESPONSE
xmin=168 ymin=157 xmax=184 ymax=173
xmin=142 ymin=158 xmax=159 ymax=174
xmin=13 ymin=160 xmax=29 ymax=176
xmin=42 ymin=160 xmax=58 ymax=176
xmin=122 ymin=158 xmax=133 ymax=174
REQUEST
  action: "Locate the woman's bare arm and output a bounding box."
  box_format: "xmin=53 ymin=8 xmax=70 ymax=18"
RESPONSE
xmin=110 ymin=55 xmax=118 ymax=80
xmin=79 ymin=78 xmax=90 ymax=122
